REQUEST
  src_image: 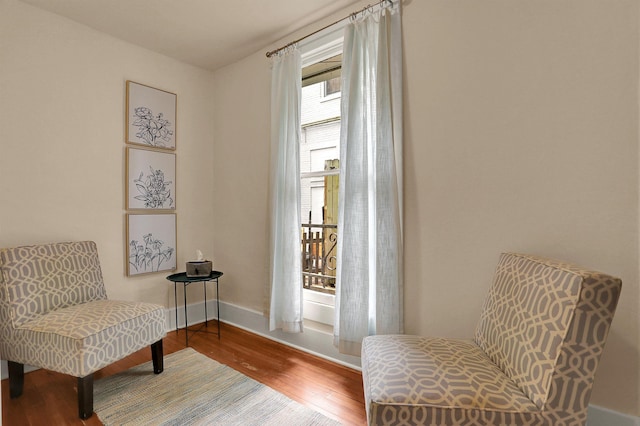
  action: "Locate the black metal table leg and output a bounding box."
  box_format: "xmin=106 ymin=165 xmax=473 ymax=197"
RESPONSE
xmin=183 ymin=282 xmax=188 ymax=346
xmin=166 ymin=271 xmax=224 ymax=345
xmin=174 ymin=282 xmax=178 ymax=334
xmin=216 ymin=278 xmax=220 ymax=338
xmin=204 ymin=281 xmax=208 ymax=327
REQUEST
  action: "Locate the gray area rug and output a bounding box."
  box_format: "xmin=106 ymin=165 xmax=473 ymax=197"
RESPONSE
xmin=94 ymin=347 xmax=341 ymax=425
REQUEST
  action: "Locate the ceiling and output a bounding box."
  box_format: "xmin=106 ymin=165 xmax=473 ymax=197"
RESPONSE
xmin=18 ymin=0 xmax=363 ymax=71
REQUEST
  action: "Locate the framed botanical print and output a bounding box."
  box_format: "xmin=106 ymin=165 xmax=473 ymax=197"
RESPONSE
xmin=126 ymin=81 xmax=177 ymax=150
xmin=126 ymin=213 xmax=177 ymax=276
xmin=126 ymin=147 xmax=176 ymax=210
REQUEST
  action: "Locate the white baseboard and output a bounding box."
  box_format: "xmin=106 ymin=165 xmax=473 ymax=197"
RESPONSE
xmin=185 ymin=297 xmax=362 ymax=370
xmin=0 ymin=362 xmax=38 ymax=381
xmin=142 ymin=299 xmax=640 ymax=425
xmin=0 ymin=298 xmax=359 ymax=381
xmin=2 ymin=300 xmax=638 ymax=426
xmin=587 ymin=404 xmax=640 ymax=426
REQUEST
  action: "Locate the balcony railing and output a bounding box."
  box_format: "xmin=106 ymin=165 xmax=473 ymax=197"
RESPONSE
xmin=301 ymin=223 xmax=337 ymax=294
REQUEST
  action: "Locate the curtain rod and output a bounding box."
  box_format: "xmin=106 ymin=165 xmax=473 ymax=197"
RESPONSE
xmin=265 ymin=0 xmax=393 ymax=58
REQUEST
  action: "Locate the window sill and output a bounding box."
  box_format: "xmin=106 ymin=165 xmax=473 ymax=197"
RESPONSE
xmin=303 ymin=289 xmax=335 ymax=326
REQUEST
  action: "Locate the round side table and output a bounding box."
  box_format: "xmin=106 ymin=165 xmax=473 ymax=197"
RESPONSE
xmin=166 ymin=271 xmax=223 ymax=346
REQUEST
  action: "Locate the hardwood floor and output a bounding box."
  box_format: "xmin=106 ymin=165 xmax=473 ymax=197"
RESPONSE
xmin=2 ymin=322 xmax=367 ymax=425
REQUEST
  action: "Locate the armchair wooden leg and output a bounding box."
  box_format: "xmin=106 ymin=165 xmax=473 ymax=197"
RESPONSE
xmin=152 ymin=339 xmax=164 ymax=374
xmin=8 ymin=361 xmax=24 ymax=398
xmin=78 ymin=374 xmax=94 ymax=420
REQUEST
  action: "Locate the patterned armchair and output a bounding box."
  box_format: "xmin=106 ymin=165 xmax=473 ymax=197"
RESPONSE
xmin=0 ymin=241 xmax=167 ymax=419
xmin=361 ymin=253 xmax=622 ymax=426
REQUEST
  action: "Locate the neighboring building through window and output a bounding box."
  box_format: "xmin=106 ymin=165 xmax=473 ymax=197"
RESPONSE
xmin=324 ymin=76 xmax=341 ymax=96
xmin=300 ymin=42 xmax=342 ymax=327
xmin=300 ymin=72 xmax=340 ymax=295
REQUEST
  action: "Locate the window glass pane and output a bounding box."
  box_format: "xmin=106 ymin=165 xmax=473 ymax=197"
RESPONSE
xmin=301 ymin=54 xmax=342 ymax=87
xmin=325 ymin=77 xmax=341 ymax=96
xmin=301 ymin=77 xmax=340 ymax=295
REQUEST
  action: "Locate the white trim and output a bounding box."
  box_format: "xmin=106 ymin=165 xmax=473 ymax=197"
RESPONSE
xmin=321 ymin=89 xmax=341 ymax=103
xmin=587 ymin=405 xmax=640 ymax=426
xmin=300 ymin=29 xmax=344 ymax=67
xmin=303 ymin=289 xmax=335 ymax=326
xmin=2 ymin=304 xmax=639 ymax=426
xmin=193 ymin=299 xmax=361 ymax=370
xmin=301 ymin=169 xmax=339 ymax=179
xmin=304 ymin=288 xmax=335 ymax=306
xmin=299 ymin=0 xmax=400 ymax=67
xmin=166 ymin=301 xmax=640 ymax=423
xmin=0 ymin=362 xmax=38 ymax=381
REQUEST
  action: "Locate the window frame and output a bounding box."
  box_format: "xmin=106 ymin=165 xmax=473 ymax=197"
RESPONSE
xmin=298 ymin=28 xmax=345 ymax=324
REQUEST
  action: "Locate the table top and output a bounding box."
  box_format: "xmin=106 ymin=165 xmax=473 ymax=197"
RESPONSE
xmin=166 ymin=271 xmax=223 ymax=283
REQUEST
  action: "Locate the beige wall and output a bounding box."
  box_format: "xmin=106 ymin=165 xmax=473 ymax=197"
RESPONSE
xmin=212 ymin=0 xmax=640 ymax=417
xmin=211 ymin=52 xmax=272 ymax=312
xmin=402 ymin=0 xmax=639 ymax=415
xmin=0 ymin=0 xmax=216 ymax=306
xmin=1 ymin=0 xmax=638 ymax=418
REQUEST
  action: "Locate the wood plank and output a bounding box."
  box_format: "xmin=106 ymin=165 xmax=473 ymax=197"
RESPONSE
xmin=2 ymin=322 xmax=366 ymax=425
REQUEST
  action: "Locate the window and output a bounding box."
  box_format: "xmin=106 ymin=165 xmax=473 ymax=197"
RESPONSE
xmin=299 ymin=35 xmax=343 ymax=326
xmin=324 ymin=77 xmax=341 ymax=96
xmin=300 ymin=70 xmax=341 ymax=297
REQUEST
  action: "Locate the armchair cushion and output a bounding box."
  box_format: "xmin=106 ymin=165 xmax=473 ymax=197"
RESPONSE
xmin=474 ymin=254 xmax=585 ymax=408
xmin=361 ymin=253 xmax=622 ymax=426
xmin=8 ymin=299 xmax=165 ymax=377
xmin=0 ymin=241 xmax=167 ymax=419
xmin=0 ymin=241 xmax=107 ymax=327
xmin=361 ymin=335 xmax=539 ymax=424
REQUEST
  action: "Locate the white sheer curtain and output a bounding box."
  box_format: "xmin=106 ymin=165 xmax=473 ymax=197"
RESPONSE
xmin=334 ymin=2 xmax=403 ymax=356
xmin=268 ymin=47 xmax=304 ymax=333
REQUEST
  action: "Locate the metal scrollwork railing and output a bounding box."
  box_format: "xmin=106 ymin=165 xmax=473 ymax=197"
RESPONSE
xmin=301 ymin=223 xmax=337 ymax=294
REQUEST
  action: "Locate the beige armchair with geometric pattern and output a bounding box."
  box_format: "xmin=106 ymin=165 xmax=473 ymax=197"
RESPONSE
xmin=361 ymin=253 xmax=622 ymax=426
xmin=0 ymin=241 xmax=167 ymax=419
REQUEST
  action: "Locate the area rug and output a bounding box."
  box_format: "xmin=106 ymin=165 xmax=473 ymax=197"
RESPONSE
xmin=94 ymin=347 xmax=341 ymax=425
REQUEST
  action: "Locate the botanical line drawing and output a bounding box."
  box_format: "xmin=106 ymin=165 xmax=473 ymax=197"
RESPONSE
xmin=129 ymin=233 xmax=175 ymax=273
xmin=131 ymin=106 xmax=174 ymax=148
xmin=134 ymin=166 xmax=174 ymax=208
